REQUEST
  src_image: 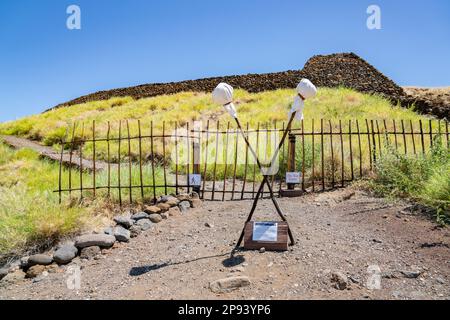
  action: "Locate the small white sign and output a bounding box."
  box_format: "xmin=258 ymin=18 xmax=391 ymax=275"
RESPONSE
xmin=188 ymin=174 xmax=201 ymax=186
xmin=253 ymin=222 xmax=278 ymax=242
xmin=286 ymin=172 xmax=301 ymax=184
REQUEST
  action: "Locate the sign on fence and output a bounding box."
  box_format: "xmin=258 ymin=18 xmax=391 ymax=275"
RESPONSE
xmin=286 ymin=172 xmax=301 ymax=184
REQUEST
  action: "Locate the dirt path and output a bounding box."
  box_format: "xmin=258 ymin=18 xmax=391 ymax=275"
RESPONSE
xmin=1 ymin=135 xmax=114 ymax=172
xmin=1 ymin=188 xmax=448 ymax=300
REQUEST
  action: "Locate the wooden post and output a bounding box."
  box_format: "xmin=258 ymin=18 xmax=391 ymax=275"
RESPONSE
xmin=186 ymin=122 xmax=190 ymax=194
xmin=429 ymin=119 xmax=433 ymax=148
xmin=193 ymin=140 xmax=201 ymax=195
xmin=287 ymin=134 xmax=296 ymax=190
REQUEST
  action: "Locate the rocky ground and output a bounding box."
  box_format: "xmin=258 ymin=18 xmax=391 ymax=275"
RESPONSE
xmin=0 ymin=188 xmax=449 ymax=300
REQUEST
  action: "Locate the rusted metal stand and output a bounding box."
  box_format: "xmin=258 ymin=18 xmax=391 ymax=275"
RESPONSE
xmin=233 ymin=112 xmax=298 ymax=248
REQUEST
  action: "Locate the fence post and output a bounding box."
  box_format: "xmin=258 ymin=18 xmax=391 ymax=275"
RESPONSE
xmin=287 ymin=133 xmax=296 ymax=190
xmin=193 ymin=140 xmax=201 ymax=195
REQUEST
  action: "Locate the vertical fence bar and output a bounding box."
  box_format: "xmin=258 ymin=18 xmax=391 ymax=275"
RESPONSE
xmin=311 ymin=119 xmax=315 ymax=191
xmin=174 ymin=122 xmax=179 ymax=195
xmin=58 ymin=134 xmax=66 ymax=204
xmin=383 ymin=119 xmax=389 ymax=147
xmin=329 ymin=120 xmax=335 ymax=188
xmin=193 ymin=139 xmax=201 ymax=195
xmin=429 ymin=119 xmax=433 ymax=148
xmin=410 ymin=120 xmax=416 ymax=155
xmin=393 ymin=120 xmax=398 ymax=151
xmin=211 ymin=120 xmax=219 ymax=200
xmin=287 ymin=134 xmax=296 ymax=190
xmin=419 ymin=120 xmax=425 ymax=154
xmin=365 ymin=119 xmax=372 ymax=171
xmin=271 ymin=121 xmax=277 ymax=193
xmin=253 ymin=122 xmax=260 ymax=198
xmin=79 ymin=122 xmax=84 ymax=200
xmin=438 ymin=120 xmax=442 ymax=145
xmin=241 ymin=122 xmax=250 ymax=200
xmin=376 ymin=120 xmax=382 ymax=157
xmin=339 ymin=120 xmax=344 ymax=187
xmin=321 ymin=119 xmax=325 ymax=190
xmin=92 ymin=120 xmax=96 ymax=198
xmin=202 ymin=120 xmax=210 ymax=199
xmin=186 ymin=122 xmax=190 ymax=194
xmin=68 ymin=122 xmax=77 ymax=197
xmin=301 ymin=120 xmax=306 ymax=191
xmin=127 ymin=120 xmax=132 ymax=203
xmin=106 ymin=122 xmax=111 ymax=198
xmin=356 ymin=120 xmax=362 ymax=178
xmin=400 ymin=119 xmax=407 ymax=155
xmin=162 ymin=121 xmax=167 ymax=197
xmin=222 ymin=122 xmax=230 ymax=201
xmin=231 ymin=124 xmax=239 ymax=200
xmin=280 ymin=122 xmax=285 ymax=195
xmin=117 ymin=121 xmax=122 ymax=206
xmin=348 ymin=120 xmax=354 ymax=181
xmin=446 ymin=121 xmax=449 ymax=149
xmin=150 ymin=121 xmax=156 ymax=202
xmin=371 ymin=120 xmax=377 ymax=165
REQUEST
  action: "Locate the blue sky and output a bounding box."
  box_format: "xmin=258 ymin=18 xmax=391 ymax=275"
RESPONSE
xmin=0 ymin=0 xmax=449 ymax=122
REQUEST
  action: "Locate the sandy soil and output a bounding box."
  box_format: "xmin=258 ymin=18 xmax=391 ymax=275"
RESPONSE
xmin=0 ymin=188 xmax=449 ymax=300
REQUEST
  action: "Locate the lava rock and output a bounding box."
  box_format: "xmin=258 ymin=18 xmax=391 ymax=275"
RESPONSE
xmin=209 ymin=276 xmax=251 ymax=293
xmin=168 ymin=207 xmax=181 ymax=216
xmin=331 ymin=272 xmax=349 ymax=290
xmin=149 ymin=213 xmax=163 ymax=223
xmin=178 ymin=201 xmax=191 ymax=213
xmin=136 ymin=219 xmax=153 ymax=231
xmin=53 ymin=244 xmax=78 ymax=265
xmin=0 ymin=270 xmax=25 ymax=285
xmin=75 ymin=234 xmax=116 ymax=249
xmin=80 ymin=246 xmax=101 ymax=260
xmin=131 ymin=211 xmax=149 ymax=221
xmin=160 ymin=212 xmax=169 ymax=219
xmin=114 ymin=226 xmax=131 ymax=242
xmin=28 ymin=254 xmax=53 ymax=266
xmin=176 ymin=194 xmax=190 ymax=201
xmin=129 ymin=225 xmax=142 ymax=237
xmin=190 ymin=199 xmax=202 ymax=208
xmin=0 ymin=268 xmax=8 ymax=280
xmin=26 ymin=265 xmax=46 ymax=278
xmin=156 ymin=203 xmax=171 ymax=212
xmin=104 ymin=227 xmax=114 ymax=235
xmin=113 ymin=215 xmax=134 ymax=228
xmin=143 ymin=206 xmax=161 ymax=214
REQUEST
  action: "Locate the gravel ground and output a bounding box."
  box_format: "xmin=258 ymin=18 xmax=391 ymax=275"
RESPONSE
xmin=0 ymin=188 xmax=449 ymax=300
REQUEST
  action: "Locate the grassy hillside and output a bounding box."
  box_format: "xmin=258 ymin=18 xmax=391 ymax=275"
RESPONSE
xmin=0 ymin=87 xmax=432 ymax=146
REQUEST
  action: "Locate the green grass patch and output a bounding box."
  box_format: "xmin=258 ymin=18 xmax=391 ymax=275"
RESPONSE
xmin=361 ymin=136 xmax=450 ymax=224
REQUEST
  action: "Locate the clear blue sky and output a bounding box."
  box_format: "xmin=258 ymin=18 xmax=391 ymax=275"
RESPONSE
xmin=1 ymin=0 xmax=449 ymax=122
